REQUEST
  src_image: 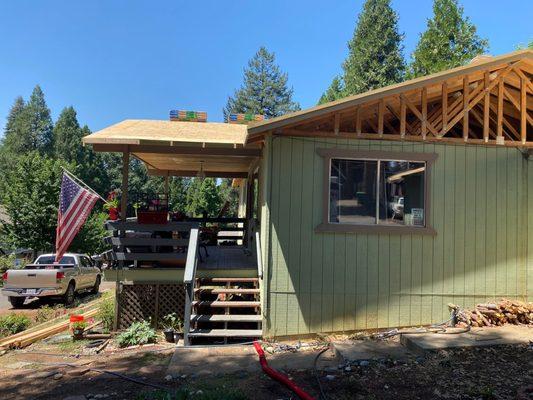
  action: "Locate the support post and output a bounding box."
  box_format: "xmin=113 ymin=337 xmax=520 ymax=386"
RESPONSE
xmin=441 ymin=81 xmax=448 ymax=137
xmin=521 ymin=76 xmax=527 ymax=145
xmin=483 ymin=71 xmax=490 ymax=143
xmin=463 ymin=76 xmax=469 ymax=142
xmin=114 ymin=149 xmax=129 ymax=331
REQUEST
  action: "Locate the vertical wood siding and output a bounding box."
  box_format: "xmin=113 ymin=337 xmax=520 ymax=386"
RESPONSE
xmin=264 ymin=136 xmax=531 ymax=337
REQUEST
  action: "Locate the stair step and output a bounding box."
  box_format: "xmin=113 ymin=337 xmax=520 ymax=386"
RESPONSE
xmin=194 ymin=288 xmax=260 ymax=294
xmin=206 ymin=278 xmax=259 ymax=283
xmin=188 ymin=329 xmax=262 ymax=338
xmin=192 ymin=300 xmax=261 ymax=308
xmin=190 ymin=314 xmax=262 ymax=323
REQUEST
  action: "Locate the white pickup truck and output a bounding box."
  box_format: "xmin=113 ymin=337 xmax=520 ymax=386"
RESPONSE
xmin=1 ymin=253 xmax=102 ymax=308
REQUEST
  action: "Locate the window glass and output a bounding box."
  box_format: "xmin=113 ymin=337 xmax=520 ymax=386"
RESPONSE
xmin=379 ymin=161 xmax=425 ymax=226
xmin=329 ymin=159 xmax=377 ymax=224
xmin=328 ymin=158 xmax=426 ymax=227
xmin=36 ymin=256 xmax=75 ymax=265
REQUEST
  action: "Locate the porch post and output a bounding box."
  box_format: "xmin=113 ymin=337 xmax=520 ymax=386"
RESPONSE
xmin=114 ymin=148 xmax=129 ymax=331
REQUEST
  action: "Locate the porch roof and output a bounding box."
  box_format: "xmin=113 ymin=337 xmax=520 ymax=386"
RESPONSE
xmin=82 ymin=120 xmax=260 ymax=178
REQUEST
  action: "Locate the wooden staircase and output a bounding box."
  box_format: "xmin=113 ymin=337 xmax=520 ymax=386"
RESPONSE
xmin=186 ymin=277 xmax=262 ymax=343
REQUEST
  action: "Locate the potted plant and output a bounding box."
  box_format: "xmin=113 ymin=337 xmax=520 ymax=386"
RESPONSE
xmin=104 ymin=191 xmax=120 ymax=220
xmin=71 ymin=320 xmax=87 ymax=340
xmin=161 ymin=313 xmax=183 ymax=343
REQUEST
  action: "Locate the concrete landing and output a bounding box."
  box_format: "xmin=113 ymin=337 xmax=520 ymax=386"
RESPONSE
xmin=166 ymin=344 xmax=340 ymax=377
xmin=333 ymin=340 xmax=411 ymax=362
xmin=401 ymin=325 xmax=533 ymax=355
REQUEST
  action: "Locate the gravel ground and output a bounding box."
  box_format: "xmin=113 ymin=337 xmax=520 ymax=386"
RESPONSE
xmin=0 ymin=341 xmax=531 ymax=400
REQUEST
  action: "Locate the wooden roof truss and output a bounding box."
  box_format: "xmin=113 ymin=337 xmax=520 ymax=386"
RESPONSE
xmin=253 ymin=57 xmax=533 ymax=147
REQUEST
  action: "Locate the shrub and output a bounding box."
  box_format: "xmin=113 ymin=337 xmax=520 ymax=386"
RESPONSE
xmin=34 ymin=305 xmax=62 ymax=324
xmin=116 ymin=320 xmax=157 ymax=348
xmin=0 ymin=313 xmax=31 ymax=337
xmin=96 ymin=297 xmax=115 ymax=333
xmin=160 ymin=313 xmax=183 ymax=332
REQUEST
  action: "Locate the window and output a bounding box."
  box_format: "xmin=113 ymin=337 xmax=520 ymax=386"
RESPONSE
xmin=318 ymin=149 xmax=436 ymax=234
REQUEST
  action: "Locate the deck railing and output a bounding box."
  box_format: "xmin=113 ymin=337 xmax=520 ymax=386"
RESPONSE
xmin=183 ymin=227 xmax=199 ymax=347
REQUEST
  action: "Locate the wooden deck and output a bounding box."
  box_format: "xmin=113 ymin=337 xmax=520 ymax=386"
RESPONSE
xmin=198 ymin=246 xmax=256 ymax=270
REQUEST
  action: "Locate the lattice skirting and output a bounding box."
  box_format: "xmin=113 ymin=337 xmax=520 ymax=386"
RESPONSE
xmin=117 ymin=283 xmax=186 ymax=329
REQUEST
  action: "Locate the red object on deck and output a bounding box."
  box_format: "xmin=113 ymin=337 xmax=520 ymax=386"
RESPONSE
xmin=252 ymin=341 xmax=315 ymax=400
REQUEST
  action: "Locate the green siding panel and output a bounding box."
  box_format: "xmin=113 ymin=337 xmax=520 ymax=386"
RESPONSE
xmin=264 ymin=136 xmax=531 ymax=337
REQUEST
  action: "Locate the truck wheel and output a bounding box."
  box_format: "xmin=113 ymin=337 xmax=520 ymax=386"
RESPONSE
xmin=63 ymin=282 xmax=75 ymax=305
xmin=91 ymin=276 xmax=101 ymax=294
xmin=8 ymin=297 xmax=25 ymax=308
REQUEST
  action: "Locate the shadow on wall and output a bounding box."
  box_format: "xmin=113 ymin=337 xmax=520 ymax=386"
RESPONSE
xmin=264 ymin=136 xmax=529 ymax=337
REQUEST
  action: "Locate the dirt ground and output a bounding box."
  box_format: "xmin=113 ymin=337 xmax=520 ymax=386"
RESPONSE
xmin=0 ymin=339 xmax=531 ymax=400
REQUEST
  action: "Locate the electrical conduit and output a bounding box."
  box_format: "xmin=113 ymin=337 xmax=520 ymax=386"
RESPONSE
xmin=253 ymin=341 xmax=316 ymax=400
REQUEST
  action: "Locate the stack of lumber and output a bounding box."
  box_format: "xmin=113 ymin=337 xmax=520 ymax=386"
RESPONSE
xmin=0 ymin=308 xmax=99 ymax=349
xmin=449 ymin=299 xmax=533 ymax=328
xmin=169 ymin=110 xmax=207 ymax=122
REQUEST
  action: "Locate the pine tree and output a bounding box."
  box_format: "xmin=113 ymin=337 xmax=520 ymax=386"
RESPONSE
xmin=23 ymin=85 xmax=54 ymax=154
xmin=2 ymin=96 xmax=27 ymax=153
xmin=223 ymin=47 xmax=300 ymax=120
xmin=54 ymin=106 xmax=83 ymax=163
xmin=186 ymin=178 xmax=222 ymax=217
xmin=342 ymin=0 xmax=405 ymax=96
xmin=318 ymin=76 xmax=345 ymax=104
xmin=408 ymin=0 xmax=488 ymax=78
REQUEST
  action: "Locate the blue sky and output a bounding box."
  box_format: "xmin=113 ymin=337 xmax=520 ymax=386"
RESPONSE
xmin=0 ymin=0 xmax=531 ymax=134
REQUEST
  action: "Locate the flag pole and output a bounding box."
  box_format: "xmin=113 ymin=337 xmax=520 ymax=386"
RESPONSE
xmin=60 ymin=166 xmax=109 ymax=204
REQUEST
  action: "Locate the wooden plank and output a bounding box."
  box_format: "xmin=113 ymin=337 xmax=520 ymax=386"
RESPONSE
xmin=441 ymin=81 xmax=448 ymax=136
xmin=521 ymin=76 xmax=527 ymax=144
xmin=105 ymin=237 xmax=189 ymax=246
xmin=483 ymin=71 xmax=491 ymax=142
xmin=400 ymin=96 xmax=406 ymax=138
xmin=188 ymin=329 xmax=262 ymax=337
xmin=378 ymin=99 xmax=384 ymax=136
xmin=497 ymin=79 xmax=504 ymax=141
xmin=334 ymin=113 xmax=340 ymax=135
xmin=105 ymin=221 xmax=197 ymax=232
xmin=463 ymin=76 xmax=470 ymax=141
xmin=355 ymin=107 xmax=362 ymax=136
xmin=194 ymin=288 xmax=260 ymax=294
xmin=190 ymin=314 xmax=262 ymax=322
xmin=114 ymin=253 xmax=188 ymax=261
xmin=191 ymin=300 xmax=261 ymax=308
xmin=421 ymin=88 xmax=428 ymax=139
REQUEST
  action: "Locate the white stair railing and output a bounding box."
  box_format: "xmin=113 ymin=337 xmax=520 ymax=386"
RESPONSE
xmin=183 ymin=227 xmax=199 ymax=347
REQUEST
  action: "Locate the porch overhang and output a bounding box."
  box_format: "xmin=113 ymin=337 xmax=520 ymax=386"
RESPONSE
xmin=82 ymin=119 xmax=261 ymax=178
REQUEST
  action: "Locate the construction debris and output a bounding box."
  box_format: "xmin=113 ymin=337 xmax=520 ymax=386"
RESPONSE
xmin=449 ymin=299 xmax=533 ymax=327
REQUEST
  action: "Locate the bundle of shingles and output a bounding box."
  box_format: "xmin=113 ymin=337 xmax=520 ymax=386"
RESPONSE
xmin=448 ymin=299 xmax=533 ymax=328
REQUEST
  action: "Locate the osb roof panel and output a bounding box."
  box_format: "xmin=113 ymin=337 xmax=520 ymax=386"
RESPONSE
xmin=82 ymin=119 xmax=249 ymax=146
xmin=248 ymin=49 xmax=533 ymax=135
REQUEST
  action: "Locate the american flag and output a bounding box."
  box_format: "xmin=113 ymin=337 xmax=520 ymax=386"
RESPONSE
xmin=55 ymin=173 xmax=99 ymax=263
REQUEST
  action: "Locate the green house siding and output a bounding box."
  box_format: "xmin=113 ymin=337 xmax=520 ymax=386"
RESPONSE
xmin=263 ymin=136 xmax=531 ymax=337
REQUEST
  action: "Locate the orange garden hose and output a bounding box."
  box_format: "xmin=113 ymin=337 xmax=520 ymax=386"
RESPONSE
xmin=253 ymin=341 xmax=316 ymax=400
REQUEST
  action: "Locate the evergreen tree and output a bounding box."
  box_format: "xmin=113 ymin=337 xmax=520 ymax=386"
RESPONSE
xmin=23 ymin=85 xmax=54 ymax=154
xmin=408 ymin=0 xmax=488 ymax=78
xmin=54 ymin=106 xmax=83 ymax=164
xmin=318 ymin=76 xmax=345 ymax=104
xmin=342 ymin=0 xmax=405 ymax=95
xmin=185 ymin=178 xmax=222 ymax=217
xmin=2 ymin=96 xmax=27 ymax=154
xmin=169 ymin=177 xmax=190 ymax=212
xmin=223 ymin=47 xmax=300 ymax=120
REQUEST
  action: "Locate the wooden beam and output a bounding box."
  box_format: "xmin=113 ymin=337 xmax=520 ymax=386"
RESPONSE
xmin=421 ymin=87 xmax=428 ymax=139
xmin=502 ymin=86 xmax=533 ymax=126
xmin=378 ymin=99 xmax=384 ymax=136
xmin=471 ymin=106 xmax=496 ymax=139
xmin=400 ymin=93 xmax=439 ymax=136
xmin=441 ymin=81 xmax=448 ymax=137
xmin=521 ymin=76 xmax=527 ymax=144
xmin=497 ymin=79 xmax=504 ymax=142
xmin=334 ymin=113 xmax=340 ymax=135
xmin=147 ymin=169 xmax=248 ymax=178
xmin=120 ymin=150 xmax=129 ymax=221
xmin=511 ymin=64 xmax=533 ymax=93
xmin=400 ymin=96 xmax=406 ymax=138
xmin=91 ymin=143 xmax=261 ymax=157
xmin=463 ymin=76 xmax=469 ymax=141
xmin=483 ymin=71 xmax=490 ymax=142
xmin=355 ymin=107 xmax=362 ymax=136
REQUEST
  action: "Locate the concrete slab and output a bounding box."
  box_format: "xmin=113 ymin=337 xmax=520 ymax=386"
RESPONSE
xmin=333 ymin=340 xmax=411 ymax=362
xmin=166 ymin=344 xmax=340 ymax=377
xmin=401 ymin=325 xmax=533 ymax=355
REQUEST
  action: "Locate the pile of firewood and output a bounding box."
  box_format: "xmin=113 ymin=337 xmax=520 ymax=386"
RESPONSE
xmin=448 ymin=299 xmax=533 ymax=328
